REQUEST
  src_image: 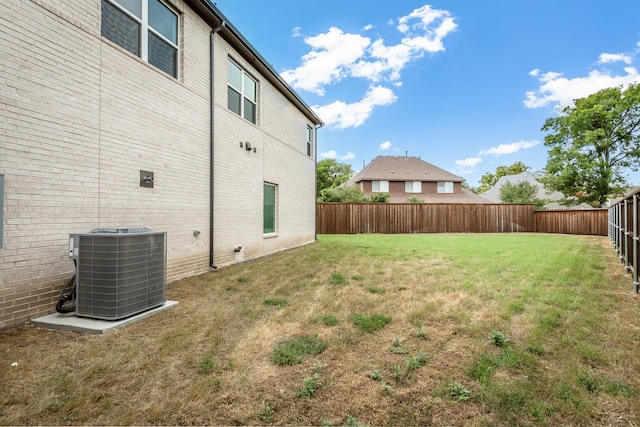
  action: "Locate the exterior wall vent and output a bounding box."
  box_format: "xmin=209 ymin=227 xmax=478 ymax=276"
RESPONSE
xmin=69 ymin=227 xmax=167 ymax=320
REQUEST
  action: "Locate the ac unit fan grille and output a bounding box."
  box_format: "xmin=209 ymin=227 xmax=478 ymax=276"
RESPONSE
xmin=74 ymin=231 xmax=167 ymax=320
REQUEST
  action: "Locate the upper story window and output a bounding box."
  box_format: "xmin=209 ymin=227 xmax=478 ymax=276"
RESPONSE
xmin=372 ymin=181 xmax=389 ymax=193
xmin=437 ymin=181 xmax=454 ymax=194
xmin=306 ymin=125 xmax=313 ymax=157
xmin=101 ymin=0 xmax=179 ymax=78
xmin=228 ymin=59 xmax=257 ymax=124
xmin=405 ymin=181 xmax=422 ymax=193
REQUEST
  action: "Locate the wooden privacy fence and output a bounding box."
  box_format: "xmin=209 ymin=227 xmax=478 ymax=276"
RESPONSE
xmin=317 ymin=203 xmax=608 ymax=236
xmin=609 ymin=189 xmax=640 ymax=293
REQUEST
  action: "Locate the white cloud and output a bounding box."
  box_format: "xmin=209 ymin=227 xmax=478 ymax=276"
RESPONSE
xmin=598 ymin=53 xmax=632 ymax=64
xmin=478 ymin=140 xmax=540 ymax=157
xmin=281 ymin=4 xmax=456 ymax=129
xmin=313 ymin=85 xmax=398 ymax=129
xmin=454 ymin=140 xmax=540 ymax=175
xmin=281 ymin=27 xmax=371 ymax=96
xmin=379 ymin=141 xmax=392 ymax=150
xmin=319 ymin=150 xmax=355 ymax=160
xmin=456 ymin=157 xmax=483 ymax=168
xmin=292 ymin=27 xmax=301 ymax=37
xmin=525 ymin=46 xmax=640 ymax=109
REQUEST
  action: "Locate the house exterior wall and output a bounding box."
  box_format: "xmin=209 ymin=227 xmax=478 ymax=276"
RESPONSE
xmin=360 ymin=180 xmax=462 ymax=201
xmin=0 ymin=0 xmax=318 ymax=329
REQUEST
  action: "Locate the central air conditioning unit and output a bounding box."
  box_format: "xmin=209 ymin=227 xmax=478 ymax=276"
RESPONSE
xmin=69 ymin=227 xmax=167 ymax=320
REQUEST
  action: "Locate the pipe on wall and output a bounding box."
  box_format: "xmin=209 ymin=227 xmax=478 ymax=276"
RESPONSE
xmin=210 ymin=23 xmax=225 ymax=270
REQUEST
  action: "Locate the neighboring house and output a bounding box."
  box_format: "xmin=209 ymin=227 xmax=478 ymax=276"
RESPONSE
xmin=0 ymin=0 xmax=323 ymax=329
xmin=481 ymin=171 xmax=594 ymax=209
xmin=345 ymin=156 xmax=492 ymax=203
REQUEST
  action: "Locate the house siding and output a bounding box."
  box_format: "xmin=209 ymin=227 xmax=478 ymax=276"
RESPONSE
xmin=0 ymin=0 xmax=318 ymax=328
xmin=361 ymin=180 xmax=462 ymax=201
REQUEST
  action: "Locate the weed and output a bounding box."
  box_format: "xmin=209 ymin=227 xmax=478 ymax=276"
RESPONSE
xmin=257 ymin=402 xmax=275 ymax=421
xmin=490 ymin=330 xmax=510 ymax=347
xmin=369 ymin=370 xmax=382 ymax=381
xmin=469 ymin=354 xmax=497 ymax=387
xmin=321 ymin=314 xmax=339 ymax=326
xmin=392 ymin=337 xmax=402 ymax=347
xmin=393 ymin=352 xmax=429 ymax=383
xmin=351 ymin=313 xmax=392 ymax=333
xmin=351 ymin=275 xmax=364 ymax=281
xmin=264 ymin=298 xmax=287 ymax=308
xmin=198 ymin=353 xmax=218 ymax=374
xmin=525 ymin=344 xmax=545 ymax=355
xmin=270 ymin=335 xmax=328 ymax=366
xmin=381 ymin=382 xmax=392 ymax=394
xmin=296 ymin=363 xmax=326 ymax=398
xmin=344 ymin=415 xmax=369 ymax=427
xmin=329 ymin=273 xmax=346 ymax=285
xmin=449 ymin=381 xmax=471 ymax=401
xmin=578 ymin=371 xmax=601 ymax=393
xmin=366 ymin=286 xmax=385 ymax=294
xmin=416 ymin=325 xmax=427 ymax=340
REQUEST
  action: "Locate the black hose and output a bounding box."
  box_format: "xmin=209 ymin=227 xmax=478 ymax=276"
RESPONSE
xmin=55 ymin=261 xmax=76 ymax=313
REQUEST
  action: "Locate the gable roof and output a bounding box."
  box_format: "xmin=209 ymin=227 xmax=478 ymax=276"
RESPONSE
xmin=347 ymin=156 xmax=464 ymax=184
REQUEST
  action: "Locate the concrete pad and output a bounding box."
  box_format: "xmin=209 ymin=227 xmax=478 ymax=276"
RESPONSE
xmin=31 ymin=301 xmax=179 ymax=335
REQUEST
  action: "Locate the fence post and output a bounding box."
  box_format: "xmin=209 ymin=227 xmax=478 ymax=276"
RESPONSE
xmin=634 ymin=195 xmax=639 ymax=294
xmin=625 ymin=199 xmax=630 ymax=271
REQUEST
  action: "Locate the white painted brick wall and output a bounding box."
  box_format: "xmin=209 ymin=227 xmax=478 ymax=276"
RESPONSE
xmin=0 ymin=0 xmax=317 ymax=329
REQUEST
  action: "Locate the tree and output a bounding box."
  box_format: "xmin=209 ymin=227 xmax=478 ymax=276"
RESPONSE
xmin=540 ymin=84 xmax=640 ymax=207
xmin=499 ymin=181 xmax=547 ymax=210
xmin=476 ymin=161 xmax=530 ymax=194
xmin=318 ymin=185 xmax=367 ymax=203
xmin=316 ymin=159 xmax=354 ymax=197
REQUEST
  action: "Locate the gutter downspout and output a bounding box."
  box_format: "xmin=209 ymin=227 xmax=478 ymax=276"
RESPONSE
xmin=210 ymin=22 xmax=225 ymax=270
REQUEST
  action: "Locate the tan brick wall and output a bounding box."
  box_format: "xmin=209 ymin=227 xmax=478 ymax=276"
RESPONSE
xmin=0 ymin=0 xmax=317 ymax=328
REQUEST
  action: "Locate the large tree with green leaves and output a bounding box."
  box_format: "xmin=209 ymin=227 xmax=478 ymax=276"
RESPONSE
xmin=540 ymin=83 xmax=640 ymax=207
xmin=476 ymin=161 xmax=530 ymax=194
xmin=316 ymin=158 xmax=354 ymax=197
xmin=499 ymin=181 xmax=547 ymax=210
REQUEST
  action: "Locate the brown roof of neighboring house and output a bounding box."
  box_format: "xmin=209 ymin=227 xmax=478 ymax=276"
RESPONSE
xmin=347 ymin=155 xmax=465 ymax=184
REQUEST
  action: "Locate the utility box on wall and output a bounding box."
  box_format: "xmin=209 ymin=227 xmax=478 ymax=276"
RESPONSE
xmin=69 ymin=227 xmax=167 ymax=320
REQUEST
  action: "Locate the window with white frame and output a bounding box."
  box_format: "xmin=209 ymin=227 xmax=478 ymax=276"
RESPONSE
xmin=228 ymin=59 xmax=257 ymax=124
xmin=263 ymin=183 xmax=277 ymax=234
xmin=437 ymin=181 xmax=454 ymax=193
xmin=101 ymin=0 xmax=179 ymax=78
xmin=372 ymin=180 xmax=389 ymax=193
xmin=306 ymin=125 xmax=313 ymax=157
xmin=405 ymin=181 xmax=422 ymax=193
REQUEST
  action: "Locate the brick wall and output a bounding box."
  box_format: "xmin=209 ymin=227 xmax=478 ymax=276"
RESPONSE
xmin=0 ymin=0 xmax=317 ymax=328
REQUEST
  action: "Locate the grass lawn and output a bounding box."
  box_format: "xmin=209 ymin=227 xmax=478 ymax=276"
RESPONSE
xmin=1 ymin=233 xmax=639 ymax=426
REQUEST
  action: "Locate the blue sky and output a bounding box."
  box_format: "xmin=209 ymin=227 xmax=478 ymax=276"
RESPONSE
xmin=213 ymin=1 xmax=640 ymax=187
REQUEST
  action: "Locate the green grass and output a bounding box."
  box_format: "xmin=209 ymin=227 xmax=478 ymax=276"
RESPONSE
xmin=1 ymin=233 xmax=638 ymax=426
xmin=270 ymin=335 xmax=328 ymax=366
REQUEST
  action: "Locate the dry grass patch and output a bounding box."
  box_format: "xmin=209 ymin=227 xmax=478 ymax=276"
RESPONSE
xmin=1 ymin=234 xmax=639 ymax=426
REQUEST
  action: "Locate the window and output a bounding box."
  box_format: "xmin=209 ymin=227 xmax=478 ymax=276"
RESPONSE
xmin=101 ymin=0 xmax=179 ymax=77
xmin=437 ymin=181 xmax=454 ymax=193
xmin=263 ymin=183 xmax=277 ymax=234
xmin=372 ymin=181 xmax=389 ymax=193
xmin=306 ymin=125 xmax=313 ymax=157
xmin=405 ymin=181 xmax=422 ymax=193
xmin=228 ymin=59 xmax=257 ymax=124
